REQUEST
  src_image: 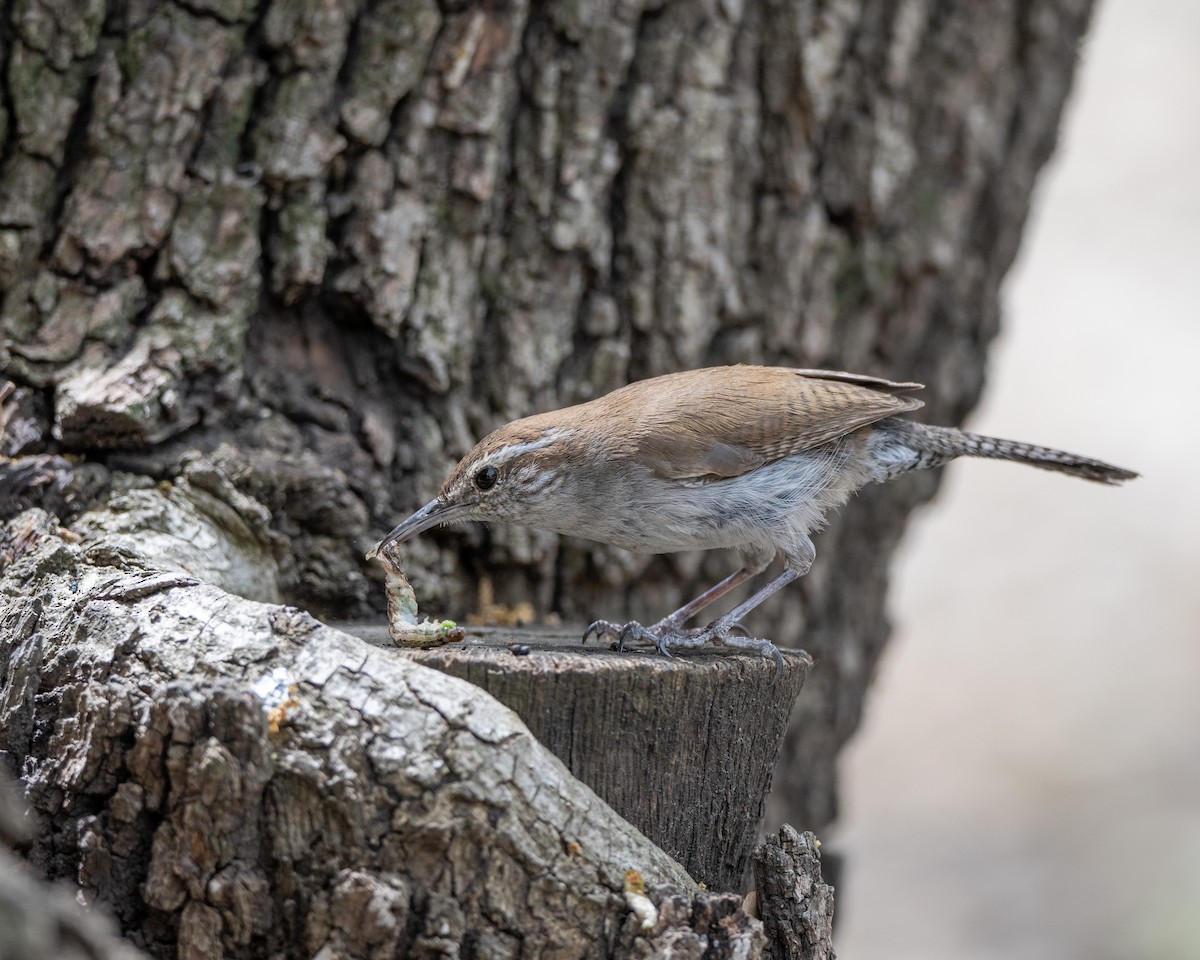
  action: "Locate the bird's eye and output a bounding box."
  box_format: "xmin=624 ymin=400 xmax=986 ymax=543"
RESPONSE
xmin=473 ymin=465 xmax=499 ymax=491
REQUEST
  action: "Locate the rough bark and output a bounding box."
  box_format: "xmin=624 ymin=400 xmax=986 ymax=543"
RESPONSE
xmin=0 ymin=0 xmax=1094 ymax=918
xmin=1 ymin=772 xmax=149 ymax=960
xmin=753 ymin=826 xmax=835 ymax=960
xmin=2 ymin=505 xmax=724 ymax=958
xmin=364 ymin=627 xmax=812 ymax=891
xmin=0 ymin=855 xmax=151 ymax=960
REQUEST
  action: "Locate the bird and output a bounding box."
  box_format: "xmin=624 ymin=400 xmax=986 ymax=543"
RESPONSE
xmin=368 ymin=366 xmax=1136 ymax=674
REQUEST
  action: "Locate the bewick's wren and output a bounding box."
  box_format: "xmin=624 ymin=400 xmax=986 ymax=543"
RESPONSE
xmin=370 ymin=366 xmax=1135 ymax=672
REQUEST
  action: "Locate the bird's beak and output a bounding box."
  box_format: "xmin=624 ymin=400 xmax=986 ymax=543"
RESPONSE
xmin=366 ymin=498 xmax=469 ymax=560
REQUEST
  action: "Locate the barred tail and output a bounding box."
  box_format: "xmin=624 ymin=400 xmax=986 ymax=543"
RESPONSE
xmin=878 ymin=420 xmax=1138 ymax=485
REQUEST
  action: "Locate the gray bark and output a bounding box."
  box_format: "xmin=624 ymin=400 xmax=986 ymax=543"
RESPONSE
xmin=372 ymin=629 xmax=812 ymax=891
xmin=0 ymin=855 xmax=150 ymax=960
xmin=0 ymin=0 xmax=1095 ymax=948
xmin=1 ymin=504 xmax=711 ymax=958
xmin=753 ymin=826 xmax=835 ymax=960
xmin=1 ymin=486 xmax=841 ymax=957
xmin=0 ymin=772 xmax=150 ymax=960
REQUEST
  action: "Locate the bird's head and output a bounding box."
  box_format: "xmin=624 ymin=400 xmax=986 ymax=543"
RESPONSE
xmin=367 ymin=421 xmax=576 ymax=558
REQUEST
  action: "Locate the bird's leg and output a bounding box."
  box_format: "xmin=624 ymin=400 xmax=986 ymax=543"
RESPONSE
xmin=673 ymin=567 xmax=801 ymax=677
xmin=655 ymin=567 xmax=757 ymax=632
xmin=582 ymin=568 xmax=755 ymax=647
xmin=659 ymin=538 xmax=816 ymax=677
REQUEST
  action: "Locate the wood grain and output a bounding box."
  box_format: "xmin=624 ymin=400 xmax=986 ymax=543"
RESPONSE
xmin=348 ymin=624 xmax=812 ymax=890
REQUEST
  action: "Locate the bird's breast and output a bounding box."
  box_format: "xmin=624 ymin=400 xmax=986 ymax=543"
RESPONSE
xmin=522 ymin=445 xmax=872 ymax=554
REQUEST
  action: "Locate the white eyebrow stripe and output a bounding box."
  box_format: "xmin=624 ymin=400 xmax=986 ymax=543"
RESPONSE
xmin=491 ymin=428 xmax=574 ymax=462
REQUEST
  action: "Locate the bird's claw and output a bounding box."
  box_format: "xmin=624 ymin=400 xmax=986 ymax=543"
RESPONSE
xmin=581 ymin=619 xmax=675 ymax=656
xmin=581 ymin=615 xmax=782 ymax=679
xmin=582 ymin=619 xmax=622 ymax=645
xmin=679 ymin=616 xmax=785 ymax=680
xmin=615 ymin=621 xmax=675 ymax=657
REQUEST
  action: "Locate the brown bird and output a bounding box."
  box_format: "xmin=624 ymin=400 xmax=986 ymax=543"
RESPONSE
xmin=369 ymin=366 xmax=1136 ymax=673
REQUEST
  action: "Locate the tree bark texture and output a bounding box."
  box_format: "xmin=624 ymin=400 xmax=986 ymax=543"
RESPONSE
xmin=753 ymin=826 xmax=834 ymax=960
xmin=379 ymin=628 xmax=812 ymax=891
xmin=0 ymin=771 xmax=151 ymax=960
xmin=0 ymin=850 xmax=152 ymax=960
xmin=1 ymin=506 xmax=720 ymax=959
xmin=1 ymin=0 xmax=1093 ymax=858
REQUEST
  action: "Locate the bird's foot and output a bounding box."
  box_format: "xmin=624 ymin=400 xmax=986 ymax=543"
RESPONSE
xmin=582 ymin=616 xmax=782 ymax=678
xmin=582 ymin=619 xmax=623 ymax=646
xmin=582 ymin=618 xmax=691 ymax=657
xmin=659 ymin=615 xmax=785 ymax=679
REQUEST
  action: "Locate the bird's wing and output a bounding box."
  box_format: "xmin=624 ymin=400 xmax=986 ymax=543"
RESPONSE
xmin=620 ymin=366 xmax=924 ymax=481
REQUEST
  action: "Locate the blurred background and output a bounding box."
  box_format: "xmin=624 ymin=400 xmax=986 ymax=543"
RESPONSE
xmin=836 ymin=0 xmax=1200 ymax=957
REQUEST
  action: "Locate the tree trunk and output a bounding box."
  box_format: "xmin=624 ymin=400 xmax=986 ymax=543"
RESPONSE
xmin=1 ymin=0 xmax=1094 ymax=948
